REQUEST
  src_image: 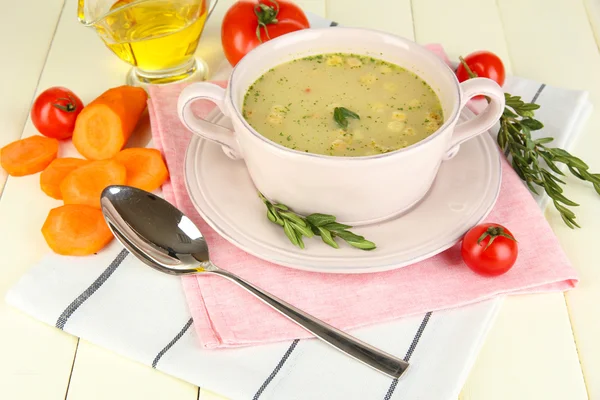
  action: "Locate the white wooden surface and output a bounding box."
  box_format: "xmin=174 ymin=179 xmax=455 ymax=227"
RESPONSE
xmin=0 ymin=0 xmax=66 ymax=192
xmin=1 ymin=0 xmax=599 ymax=399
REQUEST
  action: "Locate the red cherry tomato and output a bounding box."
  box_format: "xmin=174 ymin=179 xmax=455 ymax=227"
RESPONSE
xmin=221 ymin=0 xmax=310 ymax=66
xmin=31 ymin=87 xmax=84 ymax=140
xmin=456 ymin=51 xmax=506 ymax=87
xmin=461 ymin=223 xmax=518 ymax=276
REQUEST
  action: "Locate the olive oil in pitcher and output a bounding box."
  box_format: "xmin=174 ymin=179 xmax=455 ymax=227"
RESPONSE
xmin=81 ymin=0 xmax=216 ymax=85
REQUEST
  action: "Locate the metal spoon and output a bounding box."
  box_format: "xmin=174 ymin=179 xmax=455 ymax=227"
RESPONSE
xmin=100 ymin=185 xmax=409 ymax=379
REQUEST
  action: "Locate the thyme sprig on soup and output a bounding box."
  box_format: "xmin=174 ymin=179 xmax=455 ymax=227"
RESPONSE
xmin=242 ymin=53 xmax=444 ymax=157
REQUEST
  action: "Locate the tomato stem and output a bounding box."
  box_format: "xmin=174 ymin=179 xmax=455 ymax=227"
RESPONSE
xmin=254 ymin=0 xmax=279 ymax=43
xmin=477 ymin=226 xmax=517 ymax=251
xmin=52 ymin=95 xmax=78 ymax=112
xmin=459 ymin=56 xmax=478 ymax=79
xmin=459 ymin=56 xmax=493 ymax=103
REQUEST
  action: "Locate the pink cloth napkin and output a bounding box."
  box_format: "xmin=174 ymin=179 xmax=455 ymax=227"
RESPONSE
xmin=148 ymin=46 xmax=578 ymax=349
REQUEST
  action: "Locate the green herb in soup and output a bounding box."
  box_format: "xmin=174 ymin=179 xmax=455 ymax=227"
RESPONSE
xmin=242 ymin=53 xmax=444 ymax=157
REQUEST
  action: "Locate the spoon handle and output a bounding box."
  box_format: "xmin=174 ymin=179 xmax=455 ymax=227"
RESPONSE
xmin=209 ymin=267 xmax=409 ymax=379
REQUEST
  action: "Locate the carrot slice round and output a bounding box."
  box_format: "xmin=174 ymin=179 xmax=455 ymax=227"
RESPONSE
xmin=40 ymin=158 xmax=90 ymax=199
xmin=72 ymin=86 xmax=148 ymax=160
xmin=42 ymin=204 xmax=113 ymax=256
xmin=60 ymin=159 xmax=127 ymax=208
xmin=113 ymin=148 xmax=169 ymax=192
xmin=0 ymin=135 xmax=59 ymax=176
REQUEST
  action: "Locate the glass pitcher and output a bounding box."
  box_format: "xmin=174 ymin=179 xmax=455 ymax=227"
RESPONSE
xmin=78 ymin=0 xmax=219 ymax=86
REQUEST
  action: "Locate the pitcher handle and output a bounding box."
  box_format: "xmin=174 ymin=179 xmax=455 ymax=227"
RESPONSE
xmin=444 ymin=78 xmax=505 ymax=160
xmin=207 ymin=0 xmax=220 ymax=17
xmin=178 ymin=83 xmax=243 ymax=160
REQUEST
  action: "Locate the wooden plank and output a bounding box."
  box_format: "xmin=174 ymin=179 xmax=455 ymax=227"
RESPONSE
xmin=0 ymin=3 xmax=82 ymax=400
xmin=0 ymin=0 xmax=65 ymax=194
xmin=411 ymin=0 xmax=512 ymax=73
xmin=460 ymin=294 xmax=587 ymax=400
xmin=0 ymin=308 xmax=78 ymax=400
xmin=412 ymin=0 xmax=589 ymax=398
xmin=297 ymin=0 xmax=326 ymax=17
xmin=584 ymin=0 xmax=600 ymax=48
xmin=497 ymin=0 xmax=600 ymax=398
xmin=325 ymin=0 xmax=414 ymax=39
xmin=199 ymin=389 xmax=229 ymax=400
xmin=66 ymin=340 xmax=198 ymax=400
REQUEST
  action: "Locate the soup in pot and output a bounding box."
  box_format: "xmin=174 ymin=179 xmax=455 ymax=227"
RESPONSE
xmin=242 ymin=53 xmax=443 ymax=157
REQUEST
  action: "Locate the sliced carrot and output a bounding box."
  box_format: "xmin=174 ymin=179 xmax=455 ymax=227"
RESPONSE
xmin=60 ymin=159 xmax=126 ymax=208
xmin=113 ymin=148 xmax=169 ymax=192
xmin=40 ymin=158 xmax=90 ymax=199
xmin=72 ymin=85 xmax=148 ymax=160
xmin=42 ymin=204 xmax=113 ymax=256
xmin=0 ymin=136 xmax=59 ymax=176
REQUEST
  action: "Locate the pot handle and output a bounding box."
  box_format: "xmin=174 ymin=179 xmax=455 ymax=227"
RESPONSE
xmin=177 ymin=83 xmax=243 ymax=160
xmin=444 ymin=78 xmax=505 ymax=160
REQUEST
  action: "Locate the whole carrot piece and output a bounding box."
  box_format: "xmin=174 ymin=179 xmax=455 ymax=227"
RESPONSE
xmin=72 ymin=85 xmax=147 ymax=160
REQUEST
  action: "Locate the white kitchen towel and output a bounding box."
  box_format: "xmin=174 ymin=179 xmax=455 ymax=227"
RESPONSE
xmin=8 ymin=245 xmax=502 ymax=400
xmin=5 ymin=13 xmax=592 ymax=400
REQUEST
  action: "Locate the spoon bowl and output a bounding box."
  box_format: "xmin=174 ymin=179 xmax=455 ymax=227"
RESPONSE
xmin=100 ymin=185 xmax=410 ymax=379
xmin=101 ymin=185 xmax=208 ymax=275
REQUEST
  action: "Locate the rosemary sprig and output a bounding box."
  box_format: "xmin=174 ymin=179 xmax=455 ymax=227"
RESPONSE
xmin=259 ymin=193 xmax=376 ymax=250
xmin=460 ymin=57 xmax=600 ymax=228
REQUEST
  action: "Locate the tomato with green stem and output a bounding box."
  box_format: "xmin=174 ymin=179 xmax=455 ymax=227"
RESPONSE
xmin=221 ymin=0 xmax=310 ymax=66
xmin=456 ymin=51 xmax=505 ymax=100
xmin=456 ymin=51 xmax=506 ymax=86
xmin=461 ymin=223 xmax=518 ymax=276
xmin=31 ymin=87 xmax=84 ymax=140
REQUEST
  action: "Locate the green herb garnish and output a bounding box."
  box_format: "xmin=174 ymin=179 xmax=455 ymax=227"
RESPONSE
xmin=477 ymin=225 xmax=517 ymax=251
xmin=259 ymin=193 xmax=376 ymax=250
xmin=333 ymin=107 xmax=360 ymax=129
xmin=460 ymin=57 xmax=600 ymax=228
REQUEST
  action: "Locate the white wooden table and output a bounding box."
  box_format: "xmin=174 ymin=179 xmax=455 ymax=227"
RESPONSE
xmin=1 ymin=0 xmax=599 ymax=398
